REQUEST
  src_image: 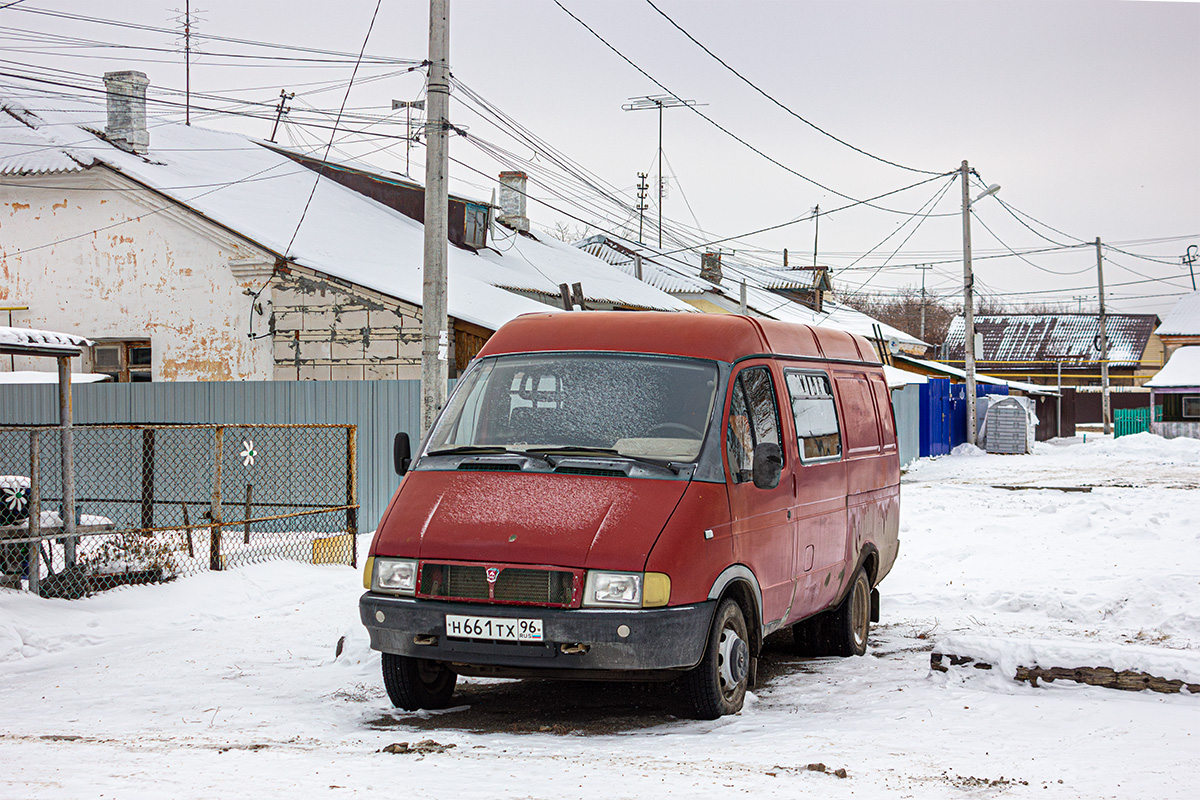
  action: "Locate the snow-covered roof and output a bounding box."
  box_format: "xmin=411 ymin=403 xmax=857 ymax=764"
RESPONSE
xmin=0 ymin=82 xmax=688 ymax=329
xmin=0 ymin=370 xmax=109 ymax=383
xmin=884 ymin=365 xmax=928 ymax=387
xmin=576 ymin=234 xmax=927 ymax=348
xmin=0 ymin=104 xmax=92 ymax=174
xmin=943 ymin=313 xmax=1159 ymax=368
xmin=894 ymin=354 xmax=1057 ymax=395
xmin=0 ymin=326 xmax=92 ymax=355
xmin=1145 ymin=346 xmax=1200 ymax=389
xmin=1155 ymin=292 xmax=1200 ymax=337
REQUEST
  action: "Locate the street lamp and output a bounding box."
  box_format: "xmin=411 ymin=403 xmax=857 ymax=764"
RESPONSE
xmin=392 ymin=99 xmax=425 ymax=176
xmin=960 ymin=159 xmax=1000 ymax=447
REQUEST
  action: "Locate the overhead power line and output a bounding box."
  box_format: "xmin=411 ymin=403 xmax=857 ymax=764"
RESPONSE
xmin=642 ymin=0 xmax=941 ymax=176
xmin=551 ymin=0 xmax=957 ymax=219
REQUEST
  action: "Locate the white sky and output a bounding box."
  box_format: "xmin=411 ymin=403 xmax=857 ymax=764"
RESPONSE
xmin=2 ymin=0 xmax=1197 ymax=318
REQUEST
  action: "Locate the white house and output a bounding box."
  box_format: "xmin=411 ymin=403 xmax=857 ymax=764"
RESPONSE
xmin=0 ymin=72 xmax=690 ymax=382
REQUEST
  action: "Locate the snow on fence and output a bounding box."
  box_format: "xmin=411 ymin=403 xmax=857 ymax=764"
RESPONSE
xmin=0 ymin=423 xmax=358 ymax=597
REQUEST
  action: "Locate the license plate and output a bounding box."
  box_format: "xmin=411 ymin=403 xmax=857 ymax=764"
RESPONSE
xmin=445 ymin=614 xmax=544 ymax=642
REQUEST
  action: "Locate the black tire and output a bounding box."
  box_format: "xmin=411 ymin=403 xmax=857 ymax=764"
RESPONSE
xmin=381 ymin=653 xmax=457 ymax=710
xmin=791 ymin=567 xmax=871 ymax=657
xmin=682 ymin=598 xmax=752 ymax=719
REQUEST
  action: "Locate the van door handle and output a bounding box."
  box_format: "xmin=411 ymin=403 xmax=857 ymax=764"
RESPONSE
xmin=787 ymin=509 xmax=792 ymax=520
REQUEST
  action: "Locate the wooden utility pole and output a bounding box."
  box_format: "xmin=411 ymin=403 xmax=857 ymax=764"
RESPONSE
xmin=1096 ymin=237 xmax=1111 ymax=435
xmin=421 ymin=0 xmax=450 ymax=437
xmin=960 ymin=161 xmax=978 ymax=446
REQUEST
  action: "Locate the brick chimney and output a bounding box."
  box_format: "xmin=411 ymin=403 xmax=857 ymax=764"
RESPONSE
xmin=701 ymin=252 xmax=723 ymax=285
xmin=103 ymin=71 xmax=150 ymax=154
xmin=497 ymin=171 xmax=529 ymax=232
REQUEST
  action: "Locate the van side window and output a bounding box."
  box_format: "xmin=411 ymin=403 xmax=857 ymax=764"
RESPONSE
xmin=726 ymin=366 xmax=782 ymax=483
xmin=784 ymin=370 xmax=842 ymax=462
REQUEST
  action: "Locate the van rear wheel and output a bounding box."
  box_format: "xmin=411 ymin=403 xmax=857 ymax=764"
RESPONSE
xmin=682 ymin=598 xmax=751 ymax=719
xmin=791 ymin=567 xmax=871 ymax=657
xmin=381 ymin=653 xmax=457 ymax=710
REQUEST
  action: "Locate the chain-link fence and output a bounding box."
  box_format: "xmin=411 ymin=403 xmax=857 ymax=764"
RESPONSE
xmin=0 ymin=423 xmax=357 ymax=597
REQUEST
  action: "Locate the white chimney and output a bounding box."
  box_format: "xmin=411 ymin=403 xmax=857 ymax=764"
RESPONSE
xmin=497 ymin=171 xmax=529 ymax=232
xmin=103 ymin=70 xmax=150 ymax=154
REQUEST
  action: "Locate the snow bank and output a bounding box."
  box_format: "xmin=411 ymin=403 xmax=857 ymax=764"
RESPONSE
xmin=934 ymin=634 xmax=1200 ymax=685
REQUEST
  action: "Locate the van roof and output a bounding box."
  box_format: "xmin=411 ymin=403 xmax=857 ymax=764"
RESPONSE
xmin=476 ymin=311 xmax=882 ymax=365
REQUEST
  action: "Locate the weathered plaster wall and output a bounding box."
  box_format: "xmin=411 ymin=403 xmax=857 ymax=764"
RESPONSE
xmin=0 ymin=168 xmax=275 ymax=380
xmin=269 ymin=268 xmax=432 ymax=381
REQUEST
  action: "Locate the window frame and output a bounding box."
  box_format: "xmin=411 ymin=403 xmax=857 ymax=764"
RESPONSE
xmin=783 ymin=367 xmax=843 ymax=465
xmin=91 ymin=339 xmax=152 ymax=383
xmin=725 ymin=364 xmax=784 ymax=484
xmin=1183 ymin=395 xmax=1200 ymax=419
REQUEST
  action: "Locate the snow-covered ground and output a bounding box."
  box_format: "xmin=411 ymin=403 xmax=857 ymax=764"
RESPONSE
xmin=1 ymin=433 xmax=1198 ymax=798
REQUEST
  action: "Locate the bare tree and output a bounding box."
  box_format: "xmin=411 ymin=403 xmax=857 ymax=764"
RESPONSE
xmin=541 ymin=221 xmax=592 ymax=243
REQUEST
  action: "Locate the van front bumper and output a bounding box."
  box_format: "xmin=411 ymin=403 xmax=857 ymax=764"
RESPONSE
xmin=360 ymin=593 xmax=715 ymax=673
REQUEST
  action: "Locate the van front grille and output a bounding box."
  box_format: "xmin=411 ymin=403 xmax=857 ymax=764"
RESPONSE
xmin=419 ymin=563 xmax=577 ymax=606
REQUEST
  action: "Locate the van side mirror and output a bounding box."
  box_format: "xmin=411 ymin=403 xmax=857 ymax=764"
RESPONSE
xmin=752 ymin=442 xmax=782 ymax=490
xmin=394 ymin=432 xmax=412 ymax=476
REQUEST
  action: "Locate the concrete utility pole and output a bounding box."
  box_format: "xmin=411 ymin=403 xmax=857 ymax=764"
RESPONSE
xmin=959 ymin=162 xmax=1001 ymax=446
xmin=960 ymin=161 xmax=978 ymax=446
xmin=1096 ymin=237 xmax=1111 ymax=435
xmin=420 ymin=0 xmax=450 ymax=437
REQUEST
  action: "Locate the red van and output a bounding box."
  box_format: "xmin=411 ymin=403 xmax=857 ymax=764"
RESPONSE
xmin=360 ymin=312 xmax=900 ymax=718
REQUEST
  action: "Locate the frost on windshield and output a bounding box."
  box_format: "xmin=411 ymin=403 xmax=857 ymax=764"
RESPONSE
xmin=429 ymin=354 xmax=718 ymax=462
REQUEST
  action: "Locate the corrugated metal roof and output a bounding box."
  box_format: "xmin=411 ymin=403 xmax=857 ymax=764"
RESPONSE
xmin=0 ymin=105 xmax=91 ymax=174
xmin=1155 ymin=291 xmax=1200 ymax=337
xmin=943 ymin=313 xmax=1159 ymax=368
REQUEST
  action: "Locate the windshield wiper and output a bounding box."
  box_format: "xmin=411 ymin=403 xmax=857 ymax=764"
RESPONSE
xmin=425 ymin=446 xmax=554 ymax=466
xmin=525 ymin=446 xmax=683 ymax=475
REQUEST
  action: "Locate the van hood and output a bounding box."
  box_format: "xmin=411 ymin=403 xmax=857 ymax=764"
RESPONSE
xmin=374 ymin=469 xmax=690 ymax=571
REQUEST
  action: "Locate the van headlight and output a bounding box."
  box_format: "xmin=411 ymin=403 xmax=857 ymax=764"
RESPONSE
xmin=372 ymin=557 xmax=418 ymax=595
xmin=583 ymin=571 xmax=642 ymax=607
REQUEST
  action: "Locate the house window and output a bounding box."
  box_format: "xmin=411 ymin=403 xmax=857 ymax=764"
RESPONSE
xmin=1184 ymin=396 xmax=1200 ymax=419
xmin=463 ymin=202 xmax=489 ymax=250
xmin=93 ymin=340 xmax=152 ymax=382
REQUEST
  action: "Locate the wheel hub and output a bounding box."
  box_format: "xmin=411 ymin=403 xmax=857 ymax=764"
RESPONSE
xmin=718 ymin=628 xmax=749 ymax=689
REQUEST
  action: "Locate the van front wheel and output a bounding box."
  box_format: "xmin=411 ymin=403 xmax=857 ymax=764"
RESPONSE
xmin=381 ymin=653 xmax=457 ymax=710
xmin=682 ymin=598 xmax=751 ymax=719
xmin=792 ymin=567 xmax=871 ymax=657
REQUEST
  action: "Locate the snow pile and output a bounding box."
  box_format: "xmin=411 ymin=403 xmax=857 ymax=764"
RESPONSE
xmin=934 ymin=635 xmax=1200 ymax=685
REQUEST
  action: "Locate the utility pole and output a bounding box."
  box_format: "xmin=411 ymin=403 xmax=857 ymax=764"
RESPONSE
xmin=959 ymin=162 xmax=1001 ymax=447
xmin=622 ymin=95 xmax=702 ymax=248
xmin=392 ymin=98 xmax=425 ymax=176
xmin=635 ymin=172 xmax=649 ymax=244
xmin=1184 ymin=244 xmax=1198 ymax=291
xmin=811 ymin=204 xmax=820 ymax=267
xmin=916 ymin=264 xmax=933 ymax=342
xmin=960 ymin=161 xmax=978 ymax=446
xmin=1096 ymin=237 xmax=1111 ymax=435
xmin=421 ymin=0 xmax=450 ymax=437
xmin=268 ymin=90 xmax=294 ymax=143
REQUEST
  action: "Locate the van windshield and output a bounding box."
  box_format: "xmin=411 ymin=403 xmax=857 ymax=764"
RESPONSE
xmin=427 ymin=354 xmax=720 ymax=463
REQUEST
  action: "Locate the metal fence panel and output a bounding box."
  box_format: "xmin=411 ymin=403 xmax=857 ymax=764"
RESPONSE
xmin=890 ymin=384 xmax=920 ymax=468
xmin=0 ymin=380 xmax=427 ymax=530
xmin=0 ymin=423 xmax=356 ymax=597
